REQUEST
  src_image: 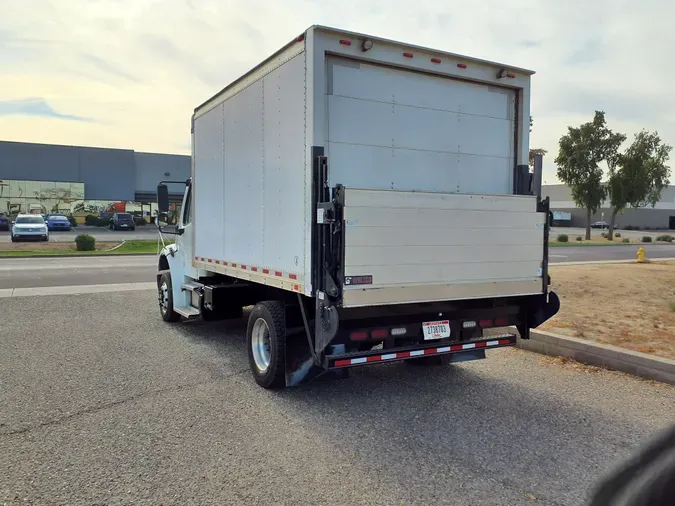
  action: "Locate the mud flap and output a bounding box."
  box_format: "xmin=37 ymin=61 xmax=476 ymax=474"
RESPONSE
xmin=285 ymin=337 xmax=348 ymax=387
xmin=519 ymin=291 xmax=560 ymax=339
xmin=531 ymin=291 xmax=560 ymax=328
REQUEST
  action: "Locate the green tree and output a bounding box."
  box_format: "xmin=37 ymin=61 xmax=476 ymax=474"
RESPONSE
xmin=555 ymin=111 xmax=625 ymax=239
xmin=606 ymin=130 xmax=671 ymax=239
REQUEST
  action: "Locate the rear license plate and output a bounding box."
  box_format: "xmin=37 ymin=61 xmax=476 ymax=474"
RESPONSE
xmin=422 ymin=320 xmax=451 ymax=340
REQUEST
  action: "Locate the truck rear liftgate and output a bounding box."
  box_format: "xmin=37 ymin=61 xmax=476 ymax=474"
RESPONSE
xmin=293 ymin=154 xmax=559 ymax=386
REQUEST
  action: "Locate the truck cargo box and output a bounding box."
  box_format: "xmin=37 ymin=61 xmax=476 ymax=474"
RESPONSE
xmin=191 ymin=25 xmax=540 ymax=305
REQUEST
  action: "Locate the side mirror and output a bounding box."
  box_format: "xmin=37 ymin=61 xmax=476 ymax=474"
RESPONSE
xmin=157 ymin=184 xmax=169 ymax=213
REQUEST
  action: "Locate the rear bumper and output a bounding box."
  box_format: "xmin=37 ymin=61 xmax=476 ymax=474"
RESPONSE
xmin=327 ymin=333 xmax=516 ymax=369
xmin=13 ymin=234 xmax=48 ymax=240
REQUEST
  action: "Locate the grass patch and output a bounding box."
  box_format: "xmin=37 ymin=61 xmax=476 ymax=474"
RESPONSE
xmin=0 ymin=240 xmax=170 ymax=257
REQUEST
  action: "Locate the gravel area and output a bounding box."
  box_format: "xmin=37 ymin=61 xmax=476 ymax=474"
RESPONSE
xmin=1 ymin=291 xmax=674 ymax=505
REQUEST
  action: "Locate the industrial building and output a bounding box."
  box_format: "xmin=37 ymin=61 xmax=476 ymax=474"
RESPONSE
xmin=544 ymin=184 xmax=675 ymax=230
xmin=0 ymin=140 xmax=190 ymax=219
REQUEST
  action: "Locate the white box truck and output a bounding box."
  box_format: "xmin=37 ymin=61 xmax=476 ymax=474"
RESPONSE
xmin=155 ymin=25 xmax=560 ymax=388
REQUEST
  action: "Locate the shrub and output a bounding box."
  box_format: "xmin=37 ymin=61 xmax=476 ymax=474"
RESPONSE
xmin=642 ymin=236 xmax=652 ymax=243
xmin=615 ymin=232 xmax=621 ymax=238
xmin=656 ymin=235 xmax=674 ymax=243
xmin=75 ymin=234 xmax=96 ymax=251
xmin=622 ymin=238 xmax=630 ymax=243
xmin=669 ymin=300 xmax=675 ymax=312
xmin=625 ymin=225 xmax=634 ymax=230
xmin=67 ymin=216 xmax=78 ymax=228
xmin=84 ymin=214 xmax=98 ymax=225
xmin=95 ymin=217 xmax=111 ymax=227
xmin=557 ymin=234 xmax=569 ymax=243
xmin=601 ymin=232 xmax=607 ymax=238
xmin=576 ymin=236 xmax=583 ymax=242
xmin=134 ymin=217 xmax=147 ymax=226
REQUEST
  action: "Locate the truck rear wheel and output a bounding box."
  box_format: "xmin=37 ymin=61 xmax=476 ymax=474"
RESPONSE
xmin=158 ymin=273 xmax=181 ymax=323
xmin=247 ymin=301 xmax=286 ymax=388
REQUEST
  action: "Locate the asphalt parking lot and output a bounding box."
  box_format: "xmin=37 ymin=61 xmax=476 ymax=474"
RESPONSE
xmin=1 ymin=289 xmax=674 ymax=505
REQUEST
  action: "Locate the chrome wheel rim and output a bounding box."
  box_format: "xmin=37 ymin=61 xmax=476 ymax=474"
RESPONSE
xmin=159 ymin=281 xmax=169 ymax=315
xmin=251 ymin=318 xmax=271 ymax=373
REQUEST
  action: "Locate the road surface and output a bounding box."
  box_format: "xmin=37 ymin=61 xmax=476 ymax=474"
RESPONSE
xmin=1 ymin=289 xmax=673 ymax=505
xmin=548 ymin=244 xmax=675 ymax=263
xmin=0 ymin=256 xmax=156 ymax=289
xmin=1 ymin=244 xmax=674 ymax=290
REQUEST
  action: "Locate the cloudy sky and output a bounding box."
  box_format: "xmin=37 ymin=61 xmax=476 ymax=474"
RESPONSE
xmin=1 ymin=0 xmax=673 ymax=183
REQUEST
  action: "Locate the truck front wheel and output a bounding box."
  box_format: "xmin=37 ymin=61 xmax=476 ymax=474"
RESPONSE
xmin=247 ymin=301 xmax=286 ymax=388
xmin=158 ymin=272 xmax=181 ymax=322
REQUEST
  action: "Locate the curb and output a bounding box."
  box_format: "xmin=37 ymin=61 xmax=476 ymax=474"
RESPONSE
xmin=552 ymin=258 xmax=675 ymax=266
xmin=0 ymin=282 xmax=157 ymax=298
xmin=518 ymin=330 xmax=675 ymax=386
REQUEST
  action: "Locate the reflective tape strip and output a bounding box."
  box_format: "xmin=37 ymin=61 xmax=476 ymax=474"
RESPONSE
xmin=331 ymin=336 xmax=515 ymax=368
xmin=194 ymin=258 xmax=302 ymax=283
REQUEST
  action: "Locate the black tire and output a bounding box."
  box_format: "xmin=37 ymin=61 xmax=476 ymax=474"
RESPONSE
xmin=11 ymin=235 xmax=17 ymax=243
xmin=246 ymin=301 xmax=286 ymax=389
xmin=158 ymin=272 xmax=181 ymax=322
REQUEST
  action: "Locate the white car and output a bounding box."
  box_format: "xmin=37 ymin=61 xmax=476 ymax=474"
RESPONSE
xmin=11 ymin=214 xmax=49 ymax=242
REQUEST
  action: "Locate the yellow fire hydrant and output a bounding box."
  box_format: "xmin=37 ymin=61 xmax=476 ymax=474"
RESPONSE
xmin=637 ymin=247 xmax=646 ymax=263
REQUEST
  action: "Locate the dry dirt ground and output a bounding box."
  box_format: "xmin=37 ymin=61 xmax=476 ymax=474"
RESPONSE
xmin=542 ymin=261 xmax=675 ymax=360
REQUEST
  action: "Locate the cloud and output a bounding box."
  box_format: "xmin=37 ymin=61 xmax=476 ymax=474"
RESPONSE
xmin=0 ymin=98 xmax=91 ymax=122
xmin=80 ymin=54 xmax=141 ymax=83
xmin=0 ymin=0 xmax=674 ymax=185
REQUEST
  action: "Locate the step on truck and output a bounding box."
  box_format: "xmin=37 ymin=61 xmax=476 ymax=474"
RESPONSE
xmin=155 ymin=25 xmax=560 ymax=388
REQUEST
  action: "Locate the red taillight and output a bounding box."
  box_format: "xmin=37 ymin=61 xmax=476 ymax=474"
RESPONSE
xmin=350 ymin=331 xmax=367 ymax=341
xmin=457 ymin=63 xmax=467 ymax=69
xmin=495 ymin=317 xmax=509 ymax=326
xmin=479 ymin=319 xmax=493 ymax=328
xmin=371 ymin=329 xmax=389 ymax=339
xmin=339 ymin=39 xmax=351 ymax=46
xmin=403 ymin=52 xmax=414 ymax=58
xmin=431 ymin=58 xmax=441 ymax=64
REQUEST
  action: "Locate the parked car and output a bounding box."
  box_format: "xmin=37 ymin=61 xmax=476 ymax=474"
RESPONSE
xmin=11 ymin=214 xmax=49 ymax=242
xmin=591 ymin=221 xmax=611 ymax=229
xmin=45 ymin=214 xmax=72 ymax=231
xmin=109 ymin=212 xmax=136 ymax=231
xmin=0 ymin=212 xmax=9 ymax=231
